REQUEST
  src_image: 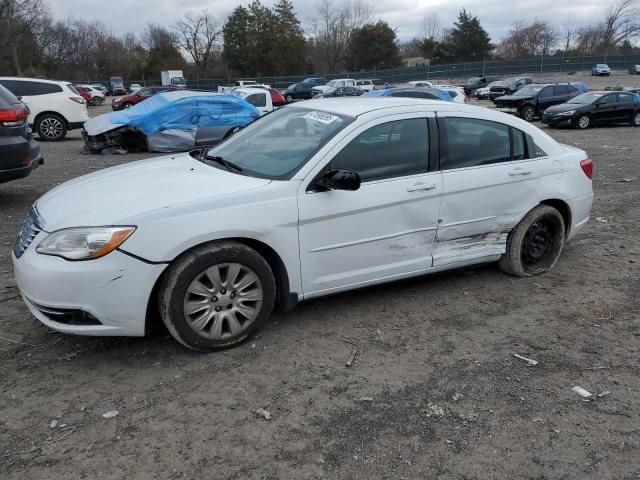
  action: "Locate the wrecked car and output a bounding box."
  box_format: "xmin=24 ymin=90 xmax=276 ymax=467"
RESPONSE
xmin=83 ymin=90 xmax=260 ymax=153
xmin=14 ymin=98 xmax=593 ymax=352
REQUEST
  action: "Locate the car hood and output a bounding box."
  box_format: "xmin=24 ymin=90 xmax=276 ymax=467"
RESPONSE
xmin=544 ymin=103 xmax=587 ymax=114
xmin=313 ymin=86 xmax=331 ymax=92
xmin=35 ymin=154 xmax=271 ymax=230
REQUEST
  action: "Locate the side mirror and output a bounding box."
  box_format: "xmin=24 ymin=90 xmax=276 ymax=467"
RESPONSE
xmin=316 ymin=169 xmax=361 ymax=191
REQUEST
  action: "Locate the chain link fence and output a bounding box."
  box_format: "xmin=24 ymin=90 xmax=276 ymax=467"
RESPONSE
xmin=88 ymin=54 xmax=640 ymax=91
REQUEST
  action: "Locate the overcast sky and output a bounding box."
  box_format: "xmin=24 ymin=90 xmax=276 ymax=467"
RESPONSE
xmin=48 ymin=0 xmax=610 ymax=43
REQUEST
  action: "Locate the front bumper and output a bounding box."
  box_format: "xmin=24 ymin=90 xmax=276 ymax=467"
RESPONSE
xmin=13 ymin=243 xmax=167 ymax=337
xmin=541 ymin=114 xmax=574 ymax=126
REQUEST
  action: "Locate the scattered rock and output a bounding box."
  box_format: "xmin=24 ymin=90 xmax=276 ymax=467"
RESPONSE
xmin=423 ymin=402 xmax=444 ymax=417
xmin=255 ymin=408 xmax=271 ymax=420
xmin=597 ymin=391 xmax=611 ymax=398
xmin=595 ymin=217 xmax=608 ymax=224
xmin=572 ymin=386 xmax=592 ymax=398
xmin=49 ymin=420 xmax=58 ymax=429
xmin=619 ymin=178 xmax=634 ymax=183
xmin=452 ymin=393 xmax=464 ymax=402
xmin=102 ymin=410 xmax=120 ymax=419
xmin=355 ymin=397 xmax=373 ymax=402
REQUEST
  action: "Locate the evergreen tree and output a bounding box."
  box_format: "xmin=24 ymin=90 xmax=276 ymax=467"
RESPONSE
xmin=272 ymin=0 xmax=306 ymax=75
xmin=447 ymin=9 xmax=493 ymax=61
xmin=222 ymin=6 xmax=253 ymax=76
xmin=346 ymin=21 xmax=401 ymax=70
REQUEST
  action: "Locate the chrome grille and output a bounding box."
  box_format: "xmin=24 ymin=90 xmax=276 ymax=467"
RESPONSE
xmin=13 ymin=207 xmax=43 ymax=259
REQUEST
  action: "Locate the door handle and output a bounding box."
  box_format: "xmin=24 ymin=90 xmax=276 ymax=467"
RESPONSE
xmin=407 ymin=183 xmax=437 ymax=192
xmin=509 ymin=168 xmax=532 ymax=176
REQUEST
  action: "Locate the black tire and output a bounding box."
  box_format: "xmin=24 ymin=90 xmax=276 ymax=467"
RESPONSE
xmin=631 ymin=111 xmax=640 ymax=127
xmin=286 ymin=94 xmax=293 ymax=103
xmin=520 ymin=105 xmax=535 ymax=122
xmin=498 ymin=205 xmax=565 ymax=277
xmin=158 ymin=241 xmax=276 ymax=352
xmin=35 ymin=113 xmax=67 ymax=141
xmin=574 ymin=114 xmax=591 ymax=130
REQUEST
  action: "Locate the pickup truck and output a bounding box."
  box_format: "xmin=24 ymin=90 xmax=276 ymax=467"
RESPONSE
xmin=312 ymin=79 xmax=356 ymax=96
xmin=228 ymin=87 xmax=275 ymax=116
xmin=356 ymin=79 xmax=384 ymax=92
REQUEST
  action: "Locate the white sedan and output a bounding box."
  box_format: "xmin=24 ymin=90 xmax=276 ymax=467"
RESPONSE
xmin=12 ymin=98 xmax=594 ymax=351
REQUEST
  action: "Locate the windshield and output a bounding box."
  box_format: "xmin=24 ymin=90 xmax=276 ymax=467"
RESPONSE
xmin=326 ymin=80 xmax=341 ymax=87
xmin=172 ymin=77 xmax=186 ymax=84
xmin=514 ymin=85 xmax=545 ymax=96
xmin=568 ymin=92 xmax=605 ymax=104
xmin=206 ymin=107 xmax=355 ymax=179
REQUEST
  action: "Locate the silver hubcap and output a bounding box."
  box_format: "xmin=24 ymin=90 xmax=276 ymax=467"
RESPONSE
xmin=183 ymin=263 xmax=263 ymax=341
xmin=634 ymin=114 xmax=640 ymax=125
xmin=124 ymin=103 xmax=131 ymax=109
xmin=40 ymin=118 xmax=63 ymax=138
xmin=579 ymin=116 xmax=589 ymax=128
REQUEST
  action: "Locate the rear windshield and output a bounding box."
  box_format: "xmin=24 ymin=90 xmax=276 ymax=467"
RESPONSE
xmin=0 ymin=84 xmax=20 ymax=107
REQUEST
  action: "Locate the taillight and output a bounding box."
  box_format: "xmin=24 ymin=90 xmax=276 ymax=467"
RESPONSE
xmin=21 ymin=155 xmax=31 ymax=166
xmin=580 ymin=158 xmax=593 ymax=179
xmin=0 ymin=107 xmax=28 ymax=125
xmin=69 ymin=96 xmax=85 ymax=104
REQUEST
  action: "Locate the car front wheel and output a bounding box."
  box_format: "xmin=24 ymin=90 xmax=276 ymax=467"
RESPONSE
xmin=520 ymin=106 xmax=535 ymax=122
xmin=631 ymin=112 xmax=640 ymax=127
xmin=498 ymin=205 xmax=565 ymax=277
xmin=35 ymin=114 xmax=67 ymax=141
xmin=158 ymin=241 xmax=276 ymax=352
xmin=575 ymin=114 xmax=591 ymax=129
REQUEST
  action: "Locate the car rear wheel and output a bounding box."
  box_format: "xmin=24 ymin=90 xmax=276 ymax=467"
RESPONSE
xmin=520 ymin=106 xmax=535 ymax=122
xmin=498 ymin=205 xmax=565 ymax=277
xmin=631 ymin=112 xmax=640 ymax=127
xmin=122 ymin=102 xmax=133 ymax=109
xmin=158 ymin=241 xmax=276 ymax=352
xmin=35 ymin=114 xmax=67 ymax=141
xmin=575 ymin=114 xmax=591 ymax=129
xmin=286 ymin=95 xmax=293 ymax=102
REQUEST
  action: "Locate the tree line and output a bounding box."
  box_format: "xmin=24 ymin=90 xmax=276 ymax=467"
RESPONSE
xmin=0 ymin=0 xmax=639 ymax=82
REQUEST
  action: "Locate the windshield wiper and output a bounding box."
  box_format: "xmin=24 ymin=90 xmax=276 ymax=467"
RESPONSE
xmin=204 ymin=154 xmax=243 ymax=172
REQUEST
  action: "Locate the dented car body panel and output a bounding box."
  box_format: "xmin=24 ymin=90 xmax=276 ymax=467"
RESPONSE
xmin=13 ymin=98 xmax=593 ymax=337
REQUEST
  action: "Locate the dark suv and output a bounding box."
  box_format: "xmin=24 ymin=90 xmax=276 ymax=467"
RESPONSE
xmin=282 ymin=83 xmax=316 ymax=102
xmin=489 ymin=77 xmax=534 ymax=102
xmin=494 ymin=83 xmax=583 ymax=122
xmin=463 ymin=75 xmax=501 ymax=95
xmin=0 ymin=85 xmax=42 ymax=184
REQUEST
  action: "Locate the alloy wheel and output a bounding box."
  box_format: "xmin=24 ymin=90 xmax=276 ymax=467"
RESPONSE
xmin=182 ymin=263 xmax=263 ymax=341
xmin=578 ymin=116 xmax=590 ymax=129
xmin=633 ymin=113 xmax=640 ymax=126
xmin=40 ymin=118 xmax=64 ymax=139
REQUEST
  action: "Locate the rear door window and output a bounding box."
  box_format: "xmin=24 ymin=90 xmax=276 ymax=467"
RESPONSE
xmin=21 ymin=82 xmax=63 ymax=96
xmin=246 ymin=93 xmax=267 ymax=108
xmin=618 ymin=93 xmax=634 ymax=103
xmin=443 ymin=118 xmax=511 ymax=169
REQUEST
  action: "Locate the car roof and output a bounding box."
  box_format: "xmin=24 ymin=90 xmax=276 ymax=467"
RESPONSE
xmin=288 ymin=97 xmax=477 ymax=117
xmin=0 ymin=77 xmax=71 ymax=85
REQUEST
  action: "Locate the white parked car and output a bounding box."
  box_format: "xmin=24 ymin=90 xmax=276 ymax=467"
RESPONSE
xmin=80 ymin=84 xmax=106 ymax=105
xmin=228 ymin=87 xmax=274 ymax=116
xmin=129 ymin=83 xmax=142 ymax=93
xmin=475 ymin=81 xmax=501 ymax=100
xmin=13 ymin=98 xmax=594 ymax=351
xmin=0 ymin=77 xmax=89 ymax=141
xmin=312 ymin=78 xmax=357 ymax=96
xmin=356 ymin=79 xmax=383 ymax=91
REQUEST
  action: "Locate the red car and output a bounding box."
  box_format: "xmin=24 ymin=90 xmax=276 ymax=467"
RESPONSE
xmin=74 ymin=85 xmax=92 ymax=104
xmin=111 ymin=86 xmax=179 ymax=111
xmin=269 ymin=88 xmax=286 ymax=107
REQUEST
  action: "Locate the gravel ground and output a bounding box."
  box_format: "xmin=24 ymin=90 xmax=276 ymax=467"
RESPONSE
xmin=1 ymin=73 xmax=639 ymax=479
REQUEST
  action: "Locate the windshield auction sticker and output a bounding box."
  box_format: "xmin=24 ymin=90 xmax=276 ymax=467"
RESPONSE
xmin=304 ymin=111 xmax=339 ymax=124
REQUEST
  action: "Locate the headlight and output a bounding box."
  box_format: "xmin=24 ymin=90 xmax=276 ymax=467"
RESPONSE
xmin=557 ymin=110 xmax=575 ymax=116
xmin=36 ymin=227 xmax=136 ymax=261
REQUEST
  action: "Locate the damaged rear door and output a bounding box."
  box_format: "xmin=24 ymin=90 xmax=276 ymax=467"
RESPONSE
xmin=433 ymin=114 xmax=543 ymax=266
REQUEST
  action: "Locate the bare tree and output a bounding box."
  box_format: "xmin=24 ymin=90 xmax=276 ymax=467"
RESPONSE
xmin=600 ymin=0 xmax=640 ymax=54
xmin=175 ymin=10 xmax=221 ymax=77
xmin=497 ymin=20 xmax=558 ymax=58
xmin=420 ymin=12 xmax=440 ymax=41
xmin=561 ymin=20 xmax=578 ymax=52
xmin=0 ymin=0 xmax=51 ymax=75
xmin=312 ymin=0 xmax=372 ymax=72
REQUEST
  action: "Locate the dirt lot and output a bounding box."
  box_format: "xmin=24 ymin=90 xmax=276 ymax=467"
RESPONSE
xmin=1 ymin=76 xmax=640 ymax=479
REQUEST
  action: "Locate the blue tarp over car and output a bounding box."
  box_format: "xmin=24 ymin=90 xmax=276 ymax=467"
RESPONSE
xmin=83 ymin=90 xmax=260 ymax=153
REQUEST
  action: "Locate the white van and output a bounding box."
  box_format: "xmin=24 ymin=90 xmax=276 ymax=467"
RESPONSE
xmin=312 ymin=79 xmax=357 ymax=96
xmin=0 ymin=77 xmax=89 ymax=141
